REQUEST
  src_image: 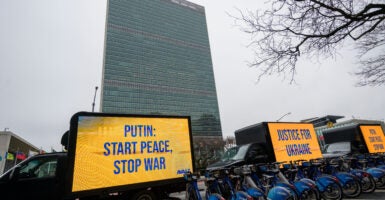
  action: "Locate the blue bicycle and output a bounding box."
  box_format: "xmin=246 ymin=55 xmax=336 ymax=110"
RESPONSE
xmin=255 ymin=162 xmax=319 ymax=200
xmin=331 ymin=156 xmax=376 ymax=194
xmin=296 ymin=160 xmax=343 ymax=200
xmin=282 ymin=161 xmax=320 ymax=200
xmin=216 ymin=168 xmax=253 ymax=200
xmin=184 ymin=171 xmax=224 ymax=200
xmin=351 ymin=153 xmax=385 ymax=189
xmin=322 ymin=158 xmax=362 ymax=198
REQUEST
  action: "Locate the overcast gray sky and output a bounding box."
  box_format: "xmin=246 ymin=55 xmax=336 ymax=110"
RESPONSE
xmin=1 ymin=0 xmax=384 ymax=151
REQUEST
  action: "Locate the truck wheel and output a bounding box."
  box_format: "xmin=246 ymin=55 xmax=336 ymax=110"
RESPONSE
xmin=130 ymin=190 xmax=156 ymax=200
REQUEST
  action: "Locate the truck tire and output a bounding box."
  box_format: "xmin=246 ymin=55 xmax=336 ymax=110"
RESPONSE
xmin=130 ymin=190 xmax=156 ymax=200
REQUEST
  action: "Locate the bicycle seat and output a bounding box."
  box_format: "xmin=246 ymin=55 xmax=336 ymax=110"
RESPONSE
xmin=301 ymin=161 xmax=311 ymax=167
xmin=330 ymin=164 xmax=339 ymax=168
xmin=262 ymin=174 xmax=274 ymax=181
xmin=311 ymin=162 xmax=322 ymax=167
xmin=282 ymin=163 xmax=292 ymax=169
xmin=266 ymin=169 xmax=280 ymax=174
xmin=358 ymin=159 xmax=368 ymax=163
xmin=234 ymin=167 xmax=251 ymax=175
xmin=285 ymin=168 xmax=298 ymax=173
xmin=184 ymin=172 xmax=199 ymax=181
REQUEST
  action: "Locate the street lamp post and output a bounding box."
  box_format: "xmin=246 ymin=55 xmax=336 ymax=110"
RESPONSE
xmin=92 ymin=86 xmax=98 ymax=112
xmin=276 ymin=112 xmax=291 ymax=122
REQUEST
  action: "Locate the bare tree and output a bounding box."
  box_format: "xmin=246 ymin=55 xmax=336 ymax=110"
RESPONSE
xmin=235 ymin=0 xmax=385 ymax=86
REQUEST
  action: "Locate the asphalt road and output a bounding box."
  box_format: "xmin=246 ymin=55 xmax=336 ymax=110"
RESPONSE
xmin=345 ymin=189 xmax=385 ymax=200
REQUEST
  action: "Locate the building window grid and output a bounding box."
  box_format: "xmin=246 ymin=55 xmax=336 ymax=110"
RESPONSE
xmin=106 ymin=25 xmax=210 ymax=54
xmin=103 ymin=79 xmax=216 ymax=98
xmin=108 ymin=14 xmax=207 ymax=44
xmin=106 ymin=56 xmax=213 ymax=90
xmin=104 ymin=68 xmax=216 ymax=92
xmin=105 ymin=31 xmax=211 ymax=61
xmin=104 ymin=48 xmax=208 ymax=67
xmin=104 ymin=44 xmax=210 ymax=66
xmin=103 ymin=87 xmax=219 ymax=105
xmin=109 ymin=17 xmax=207 ymax=45
xmin=107 ymin=17 xmax=207 ymax=45
xmin=103 ymin=93 xmax=219 ymax=112
xmin=108 ymin=2 xmax=208 ymax=44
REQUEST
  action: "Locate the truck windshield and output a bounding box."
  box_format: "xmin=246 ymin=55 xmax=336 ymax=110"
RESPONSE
xmin=325 ymin=142 xmax=351 ymax=153
xmin=221 ymin=145 xmax=249 ymax=161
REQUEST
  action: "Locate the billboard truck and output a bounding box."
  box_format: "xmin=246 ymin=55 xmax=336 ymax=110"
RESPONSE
xmin=235 ymin=122 xmax=323 ymax=163
xmin=0 ymin=112 xmax=195 ymax=200
xmin=207 ymin=122 xmax=322 ymax=170
xmin=322 ymin=124 xmax=385 ymax=158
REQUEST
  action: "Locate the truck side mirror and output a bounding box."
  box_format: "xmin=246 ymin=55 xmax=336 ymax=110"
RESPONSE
xmin=61 ymin=130 xmax=69 ymax=151
xmin=9 ymin=166 xmax=21 ymax=181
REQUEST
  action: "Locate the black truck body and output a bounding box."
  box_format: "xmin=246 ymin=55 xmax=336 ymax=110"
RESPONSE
xmin=207 ymin=122 xmax=322 ymax=170
xmin=0 ymin=112 xmax=195 ymax=199
xmin=322 ymin=124 xmax=385 ymax=157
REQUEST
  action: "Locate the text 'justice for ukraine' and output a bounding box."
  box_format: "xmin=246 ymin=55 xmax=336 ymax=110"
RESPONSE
xmin=277 ymin=129 xmax=313 ymax=156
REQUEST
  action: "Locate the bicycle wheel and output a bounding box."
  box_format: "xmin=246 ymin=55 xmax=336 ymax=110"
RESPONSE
xmin=130 ymin=190 xmax=156 ymax=200
xmin=320 ymin=182 xmax=343 ymax=200
xmin=286 ymin=187 xmax=299 ymax=200
xmin=342 ymin=179 xmax=361 ymax=198
xmin=218 ymin=182 xmax=232 ymax=199
xmin=375 ymin=174 xmax=385 ymax=189
xmin=187 ymin=190 xmax=199 ymax=200
xmin=185 ymin=183 xmax=199 ymax=200
xmin=361 ymin=174 xmax=376 ymax=193
xmin=300 ymin=187 xmax=320 ymax=200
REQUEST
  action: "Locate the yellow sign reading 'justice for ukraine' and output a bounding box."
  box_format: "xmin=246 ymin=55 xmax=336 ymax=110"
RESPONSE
xmin=268 ymin=123 xmax=322 ymax=162
xmin=71 ymin=116 xmax=193 ymax=192
xmin=360 ymin=125 xmax=385 ymax=153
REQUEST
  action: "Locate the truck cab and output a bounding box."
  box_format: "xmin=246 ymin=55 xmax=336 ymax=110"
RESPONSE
xmin=322 ymin=141 xmax=353 ymax=158
xmin=206 ymin=143 xmax=270 ymax=171
xmin=0 ymin=152 xmax=67 ymax=199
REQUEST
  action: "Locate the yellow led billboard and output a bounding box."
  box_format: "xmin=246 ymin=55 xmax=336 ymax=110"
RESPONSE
xmin=71 ymin=115 xmax=193 ymax=192
xmin=267 ymin=123 xmax=322 ymax=162
xmin=360 ymin=125 xmax=385 ymax=153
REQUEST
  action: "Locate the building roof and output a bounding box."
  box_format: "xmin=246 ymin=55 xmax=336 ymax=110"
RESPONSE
xmin=301 ymin=115 xmax=345 ymax=127
xmin=0 ymin=131 xmax=40 ymax=151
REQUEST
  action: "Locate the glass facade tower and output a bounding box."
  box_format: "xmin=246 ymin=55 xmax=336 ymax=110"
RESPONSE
xmin=101 ymin=0 xmax=223 ymax=149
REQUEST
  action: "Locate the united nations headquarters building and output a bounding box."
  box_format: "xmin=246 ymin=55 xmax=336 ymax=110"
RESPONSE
xmin=100 ymin=0 xmax=223 ymax=169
